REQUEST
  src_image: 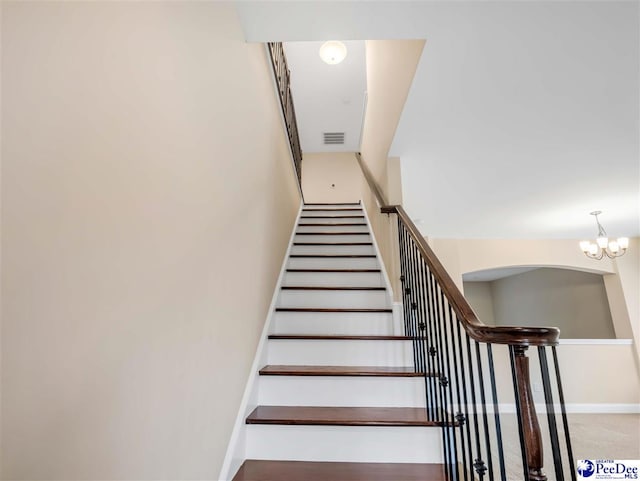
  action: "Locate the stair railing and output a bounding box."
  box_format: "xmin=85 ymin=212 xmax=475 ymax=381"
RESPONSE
xmin=267 ymin=42 xmax=303 ymax=190
xmin=357 ymin=153 xmax=575 ymax=481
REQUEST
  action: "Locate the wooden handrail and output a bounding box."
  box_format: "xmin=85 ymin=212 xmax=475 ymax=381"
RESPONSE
xmin=382 ymin=205 xmax=559 ymax=346
xmin=355 ymin=152 xmax=559 ymax=346
xmin=355 ymin=153 xmax=388 ymax=207
xmin=357 ymin=155 xmax=568 ymax=481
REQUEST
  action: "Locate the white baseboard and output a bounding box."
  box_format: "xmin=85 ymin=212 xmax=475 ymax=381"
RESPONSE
xmin=559 ymin=339 xmax=634 ymax=345
xmin=393 ymin=301 xmax=404 ymax=336
xmin=550 ymin=403 xmax=639 ymax=414
xmin=217 ymin=201 xmax=303 ymax=481
xmin=361 ymin=200 xmax=395 ymax=302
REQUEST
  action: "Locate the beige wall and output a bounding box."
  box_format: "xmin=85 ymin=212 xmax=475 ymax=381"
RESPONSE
xmin=430 ymin=238 xmax=638 ymax=345
xmin=463 ymin=281 xmax=496 ymax=325
xmin=360 ymin=40 xmax=424 ymax=193
xmin=429 ymin=237 xmax=640 ymax=404
xmin=302 ymin=152 xmax=362 ymax=203
xmin=356 ymin=40 xmax=423 ymax=301
xmin=450 ymin=238 xmax=618 ymax=276
xmin=385 ymin=157 xmax=403 ymax=205
xmin=0 ymin=3 xmax=3 ymax=476
xmin=487 ymin=343 xmax=640 ymax=407
xmin=465 ymin=269 xmax=616 ymax=339
xmin=614 ymin=237 xmax=640 ymax=351
xmin=1 ymin=2 xmax=300 ymax=480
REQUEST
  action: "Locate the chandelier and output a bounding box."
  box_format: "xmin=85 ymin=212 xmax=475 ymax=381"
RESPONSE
xmin=579 ymin=211 xmax=629 ymax=260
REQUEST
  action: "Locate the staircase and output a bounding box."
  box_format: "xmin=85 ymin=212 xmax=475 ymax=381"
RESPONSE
xmin=253 ymin=44 xmax=575 ymax=478
xmin=231 ymin=202 xmax=446 ymax=480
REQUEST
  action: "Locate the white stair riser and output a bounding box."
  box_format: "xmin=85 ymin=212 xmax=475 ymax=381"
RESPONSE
xmin=273 ymin=309 xmax=392 ymax=323
xmin=298 ymin=218 xmax=366 ymax=225
xmin=294 ymin=234 xmax=371 ymax=243
xmin=301 ymin=209 xmax=363 ymax=217
xmin=245 ymin=425 xmax=443 ymax=463
xmin=283 ymin=271 xmax=384 ymax=287
xmin=288 ymin=257 xmax=379 ymax=270
xmin=272 ymin=310 xmax=394 ymax=336
xmin=258 ymin=376 xmax=426 ymax=407
xmin=278 ymin=289 xmax=389 ymax=309
xmin=290 ymin=245 xmax=375 ymax=255
xmin=267 ymin=339 xmax=414 ymax=366
xmin=272 ymin=317 xmax=394 ymax=336
xmin=297 ymin=225 xmax=369 ymax=234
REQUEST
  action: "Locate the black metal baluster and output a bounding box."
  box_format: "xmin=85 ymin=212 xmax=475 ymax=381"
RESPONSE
xmin=438 ymin=291 xmax=459 ymax=479
xmin=385 ymin=212 xmax=569 ymax=481
xmin=455 ymin=316 xmax=474 ymax=479
xmin=267 ymin=42 xmax=303 ymax=188
xmin=538 ymin=346 xmax=564 ymax=481
xmin=474 ymin=341 xmax=494 ymax=481
xmin=397 ymin=221 xmax=411 ymax=337
xmin=466 ymin=332 xmax=486 ymax=481
xmin=406 ymin=238 xmax=420 ymax=372
xmin=415 ymin=256 xmax=433 ymax=419
xmin=422 ymin=263 xmax=438 ymax=422
xmin=398 ymin=222 xmax=411 ymax=328
xmin=420 ymin=260 xmax=434 ymax=421
xmin=509 ymin=345 xmax=531 ymax=481
xmin=486 ymin=344 xmax=507 ymax=481
xmin=448 ymin=306 xmax=469 ymax=481
xmin=425 ymin=270 xmax=449 ymax=479
xmin=432 ymin=281 xmax=452 ymax=480
xmin=401 ymin=225 xmax=412 ymax=335
xmin=552 ymin=346 xmax=576 ymax=481
xmin=410 ymin=243 xmax=426 ymax=374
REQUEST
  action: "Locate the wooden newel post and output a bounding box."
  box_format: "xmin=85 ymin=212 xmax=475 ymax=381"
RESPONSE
xmin=514 ymin=346 xmax=547 ymax=481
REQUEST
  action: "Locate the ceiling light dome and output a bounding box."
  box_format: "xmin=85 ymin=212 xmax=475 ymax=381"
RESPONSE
xmin=319 ymin=41 xmax=347 ymax=65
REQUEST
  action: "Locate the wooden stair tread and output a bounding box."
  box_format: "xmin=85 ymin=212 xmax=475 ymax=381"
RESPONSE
xmin=286 ymin=268 xmax=381 ymax=273
xmin=293 ymin=242 xmax=372 ymax=245
xmin=246 ymin=406 xmax=438 ymax=427
xmin=300 ymin=215 xmax=365 ymax=219
xmin=303 ymin=208 xmax=363 ymax=211
xmin=281 ymin=286 xmax=385 ymax=291
xmin=304 ymin=202 xmax=361 ymax=206
xmin=268 ymin=334 xmax=413 ymax=340
xmin=232 ymin=460 xmax=445 ymax=481
xmin=289 ymin=254 xmax=375 ymax=258
xmin=259 ymin=365 xmax=426 ymax=377
xmin=296 ymin=232 xmax=369 ymax=235
xmin=275 ymin=308 xmax=392 ymax=313
xmin=298 ymin=223 xmax=367 ymax=227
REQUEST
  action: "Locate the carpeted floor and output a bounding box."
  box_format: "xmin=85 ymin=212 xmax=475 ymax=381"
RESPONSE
xmin=456 ymin=413 xmax=639 ymax=481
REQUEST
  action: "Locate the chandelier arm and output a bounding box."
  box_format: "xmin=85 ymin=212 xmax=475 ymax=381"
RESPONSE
xmin=593 ymin=212 xmax=608 ymax=237
xmin=585 ymin=250 xmax=604 ymax=260
xmin=603 ymin=248 xmax=627 ymax=259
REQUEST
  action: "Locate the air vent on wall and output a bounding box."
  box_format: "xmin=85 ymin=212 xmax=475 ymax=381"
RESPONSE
xmin=323 ymin=132 xmax=345 ymax=145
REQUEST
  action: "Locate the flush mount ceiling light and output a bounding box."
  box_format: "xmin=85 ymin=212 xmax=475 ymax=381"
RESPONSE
xmin=319 ymin=41 xmax=347 ymax=65
xmin=579 ymin=211 xmax=629 ymax=260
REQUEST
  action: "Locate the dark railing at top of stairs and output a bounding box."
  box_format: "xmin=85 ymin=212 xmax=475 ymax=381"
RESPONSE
xmin=267 ymin=42 xmax=303 ymax=191
xmin=356 ymin=152 xmax=575 ymax=481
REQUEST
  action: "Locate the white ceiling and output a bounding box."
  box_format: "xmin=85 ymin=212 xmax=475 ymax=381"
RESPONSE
xmin=237 ymin=1 xmax=640 ymax=239
xmin=284 ymin=41 xmax=366 ymax=153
